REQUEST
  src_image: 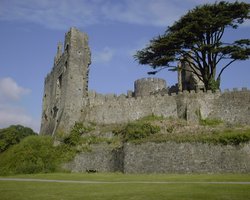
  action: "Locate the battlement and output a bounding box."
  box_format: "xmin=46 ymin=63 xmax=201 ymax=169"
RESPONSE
xmin=88 ymin=86 xmax=250 ymax=101
xmin=223 ymin=87 xmax=249 ymax=92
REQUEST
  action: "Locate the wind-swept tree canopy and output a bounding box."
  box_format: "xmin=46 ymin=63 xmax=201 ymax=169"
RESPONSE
xmin=135 ymin=1 xmax=250 ymax=91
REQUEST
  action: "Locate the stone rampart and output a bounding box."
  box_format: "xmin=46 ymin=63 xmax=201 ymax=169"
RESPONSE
xmin=123 ymin=142 xmax=250 ymax=173
xmin=63 ymin=144 xmax=123 ymax=172
xmin=80 ymin=88 xmax=250 ymax=126
xmin=208 ymin=88 xmax=250 ymax=125
xmin=64 ymin=142 xmax=250 ymax=173
xmin=83 ymin=90 xmax=177 ymax=124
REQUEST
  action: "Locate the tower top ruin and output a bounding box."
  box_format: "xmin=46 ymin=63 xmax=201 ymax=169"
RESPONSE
xmin=40 ymin=27 xmax=91 ymax=135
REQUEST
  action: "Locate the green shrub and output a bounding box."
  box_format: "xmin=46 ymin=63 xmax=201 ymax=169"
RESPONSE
xmin=0 ymin=125 xmax=37 ymax=153
xmin=115 ymin=122 xmax=160 ymax=142
xmin=63 ymin=122 xmax=95 ymax=146
xmin=0 ymin=136 xmax=57 ymax=175
xmin=0 ymin=135 xmax=80 ymax=175
xmin=63 ymin=131 xmax=81 ymax=146
xmin=55 ymin=143 xmax=77 ymax=162
xmin=0 ymin=123 xmax=100 ymax=175
xmin=81 ymin=136 xmax=107 ymax=145
xmin=215 ymin=130 xmax=250 ymax=145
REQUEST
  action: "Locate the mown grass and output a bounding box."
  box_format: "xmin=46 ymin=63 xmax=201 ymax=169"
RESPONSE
xmin=0 ymin=173 xmax=250 ymax=200
xmin=3 ymin=173 xmax=250 ymax=182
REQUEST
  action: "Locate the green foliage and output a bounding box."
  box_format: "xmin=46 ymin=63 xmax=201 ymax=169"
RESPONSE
xmin=208 ymin=79 xmax=220 ymax=92
xmin=0 ymin=136 xmax=57 ymax=175
xmin=212 ymin=129 xmax=250 ymax=145
xmin=114 ymin=121 xmax=160 ymax=142
xmin=200 ymin=118 xmax=223 ymax=126
xmin=0 ymin=123 xmax=101 ymax=175
xmin=55 ymin=143 xmax=77 ymax=163
xmin=81 ymin=136 xmax=109 ymax=145
xmin=0 ymin=125 xmax=37 ymax=153
xmin=143 ymin=128 xmax=250 ymax=146
xmin=63 ymin=122 xmax=95 ymax=146
xmin=134 ymin=1 xmax=250 ymax=91
xmin=0 ymin=135 xmax=79 ymax=175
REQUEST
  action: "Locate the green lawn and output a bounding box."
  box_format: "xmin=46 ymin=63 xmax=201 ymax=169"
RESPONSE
xmin=0 ymin=173 xmax=250 ymax=200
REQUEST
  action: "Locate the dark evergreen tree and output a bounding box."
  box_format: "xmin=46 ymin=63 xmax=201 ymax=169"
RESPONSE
xmin=135 ymin=1 xmax=250 ymax=91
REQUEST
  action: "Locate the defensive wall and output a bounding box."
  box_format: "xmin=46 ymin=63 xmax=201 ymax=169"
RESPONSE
xmin=64 ymin=142 xmax=250 ymax=173
xmin=80 ymin=87 xmax=250 ymax=126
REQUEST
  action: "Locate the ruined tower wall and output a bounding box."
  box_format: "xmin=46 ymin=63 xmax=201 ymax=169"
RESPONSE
xmin=58 ymin=28 xmax=91 ymax=133
xmin=40 ymin=28 xmax=91 ymax=135
xmin=40 ymin=48 xmax=69 ymax=135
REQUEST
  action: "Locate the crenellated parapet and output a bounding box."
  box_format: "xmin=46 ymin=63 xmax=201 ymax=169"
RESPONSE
xmin=87 ymin=87 xmax=250 ymax=102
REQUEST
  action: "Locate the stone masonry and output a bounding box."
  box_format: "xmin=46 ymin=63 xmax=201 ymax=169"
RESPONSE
xmin=40 ymin=28 xmax=91 ymax=135
xmin=64 ymin=142 xmax=250 ymax=173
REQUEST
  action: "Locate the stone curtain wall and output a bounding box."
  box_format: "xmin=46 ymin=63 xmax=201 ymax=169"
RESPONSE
xmin=64 ymin=144 xmax=123 ymax=172
xmin=209 ymin=89 xmax=250 ymax=125
xmin=80 ymin=89 xmax=250 ymax=126
xmin=65 ymin=142 xmax=250 ymax=173
xmin=83 ymin=91 xmax=177 ymax=124
xmin=123 ymin=142 xmax=250 ymax=173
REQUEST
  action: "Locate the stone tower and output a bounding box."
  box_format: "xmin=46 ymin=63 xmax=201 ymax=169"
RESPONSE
xmin=177 ymin=58 xmax=204 ymax=91
xmin=40 ymin=27 xmax=91 ymax=135
xmin=134 ymin=78 xmax=167 ymax=97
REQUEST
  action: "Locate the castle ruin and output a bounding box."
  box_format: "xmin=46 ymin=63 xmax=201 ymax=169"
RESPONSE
xmin=40 ymin=28 xmax=250 ymax=135
xmin=40 ymin=28 xmax=91 ymax=135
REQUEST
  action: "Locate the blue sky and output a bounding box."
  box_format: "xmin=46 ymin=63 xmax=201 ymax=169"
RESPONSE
xmin=0 ymin=0 xmax=249 ymax=132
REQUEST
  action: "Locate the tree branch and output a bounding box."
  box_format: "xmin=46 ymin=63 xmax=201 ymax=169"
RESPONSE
xmin=217 ymin=59 xmax=236 ymax=79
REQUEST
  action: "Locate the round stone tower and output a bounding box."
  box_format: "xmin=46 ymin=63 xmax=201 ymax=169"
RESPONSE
xmin=134 ymin=78 xmax=167 ymax=97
